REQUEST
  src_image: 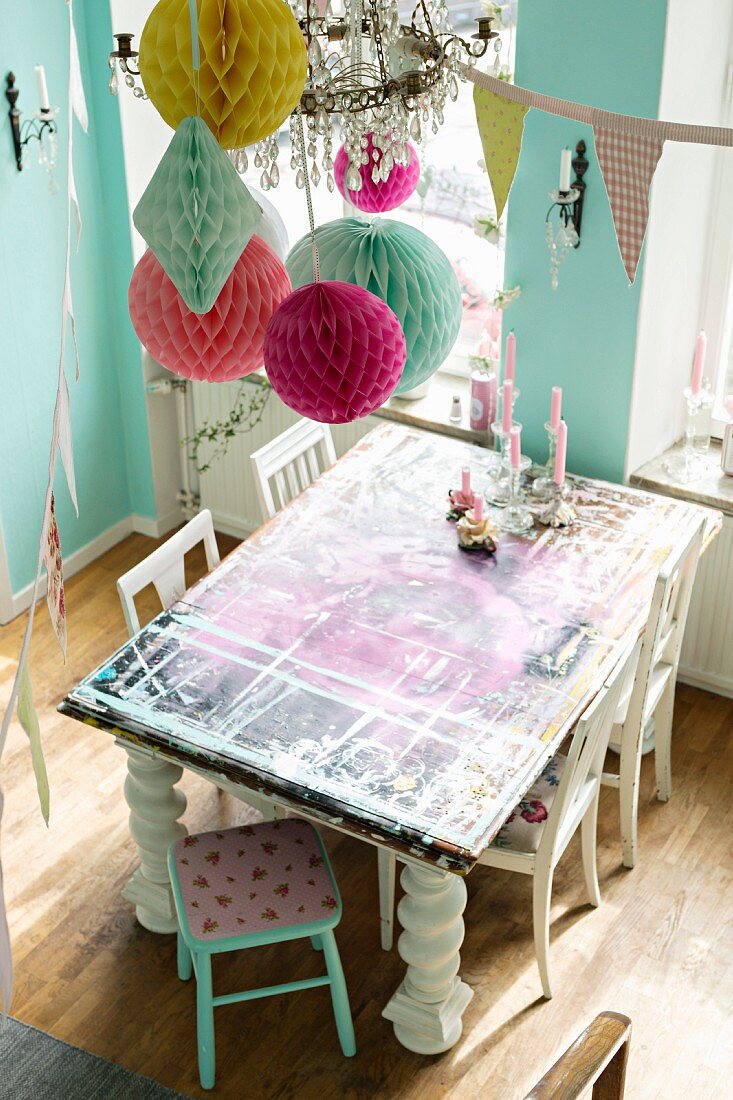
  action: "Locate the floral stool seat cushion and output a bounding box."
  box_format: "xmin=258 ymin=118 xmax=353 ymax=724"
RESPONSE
xmin=170 ymin=819 xmax=339 ymax=943
xmin=490 ymin=754 xmax=566 ymax=854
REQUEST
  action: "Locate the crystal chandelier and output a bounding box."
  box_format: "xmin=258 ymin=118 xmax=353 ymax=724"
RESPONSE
xmin=108 ymin=2 xmax=496 ymax=193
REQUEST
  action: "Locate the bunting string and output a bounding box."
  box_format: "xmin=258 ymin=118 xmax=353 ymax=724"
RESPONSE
xmin=462 ymin=66 xmax=733 ymax=146
xmin=0 ymin=0 xmax=88 ymax=1012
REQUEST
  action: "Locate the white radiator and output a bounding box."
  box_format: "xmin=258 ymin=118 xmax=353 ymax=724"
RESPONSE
xmin=679 ymin=513 xmax=733 ymax=698
xmin=191 ymin=381 xmax=377 ymax=538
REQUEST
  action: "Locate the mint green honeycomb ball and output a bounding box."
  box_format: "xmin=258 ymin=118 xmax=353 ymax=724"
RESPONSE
xmin=286 ymin=217 xmax=462 ymax=394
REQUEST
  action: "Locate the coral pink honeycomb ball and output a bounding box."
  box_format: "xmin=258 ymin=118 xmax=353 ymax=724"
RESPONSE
xmin=334 ymin=134 xmax=420 ymax=213
xmin=128 ymin=235 xmax=291 ymax=383
xmin=263 ymin=281 xmax=407 ymax=423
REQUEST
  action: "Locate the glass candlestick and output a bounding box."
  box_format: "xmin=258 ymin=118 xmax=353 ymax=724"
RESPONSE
xmin=663 ymin=383 xmax=715 ymax=483
xmin=496 ymin=468 xmax=534 ymax=533
xmin=486 ymin=420 xmax=531 ymax=503
xmin=532 ymin=421 xmax=559 ymax=500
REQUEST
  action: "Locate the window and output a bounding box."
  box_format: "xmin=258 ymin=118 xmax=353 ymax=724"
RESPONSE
xmin=241 ymin=1 xmax=517 ymax=376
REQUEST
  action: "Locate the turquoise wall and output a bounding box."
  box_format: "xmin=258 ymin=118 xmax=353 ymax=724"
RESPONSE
xmin=504 ymin=0 xmax=668 ymax=481
xmin=0 ymin=0 xmax=155 ymax=597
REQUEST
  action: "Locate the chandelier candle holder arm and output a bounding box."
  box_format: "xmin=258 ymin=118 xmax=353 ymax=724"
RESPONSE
xmin=5 ymin=71 xmax=58 ymax=176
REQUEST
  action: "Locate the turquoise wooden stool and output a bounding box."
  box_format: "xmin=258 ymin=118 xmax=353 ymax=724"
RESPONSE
xmin=168 ymin=818 xmax=356 ymax=1089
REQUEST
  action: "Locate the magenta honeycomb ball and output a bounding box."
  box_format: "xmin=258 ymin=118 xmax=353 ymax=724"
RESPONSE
xmin=128 ymin=235 xmax=291 ymax=383
xmin=334 ymin=134 xmax=420 ymax=213
xmin=263 ymin=281 xmax=406 ymax=423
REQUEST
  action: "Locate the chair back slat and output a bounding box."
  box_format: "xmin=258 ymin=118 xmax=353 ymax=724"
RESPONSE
xmin=620 ymin=515 xmax=705 ymax=734
xmin=116 ymin=510 xmax=220 ymax=637
xmin=538 ymin=642 xmax=639 ymax=862
xmin=251 ymin=420 xmax=337 ymax=521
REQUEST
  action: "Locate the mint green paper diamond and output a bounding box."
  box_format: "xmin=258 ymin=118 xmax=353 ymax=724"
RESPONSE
xmin=133 ymin=116 xmax=262 ymax=314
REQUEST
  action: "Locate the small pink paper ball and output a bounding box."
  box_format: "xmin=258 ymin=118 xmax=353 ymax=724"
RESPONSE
xmin=128 ymin=235 xmax=291 ymax=383
xmin=263 ymin=281 xmax=407 ymax=423
xmin=334 ymin=134 xmax=420 ymax=213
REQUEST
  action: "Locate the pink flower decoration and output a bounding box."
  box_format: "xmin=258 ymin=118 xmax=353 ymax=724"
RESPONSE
xmin=334 ymin=133 xmax=420 ymax=213
xmin=252 ymin=866 xmax=267 ymax=880
xmin=308 ymin=854 xmax=324 ymax=868
xmin=214 ymin=894 xmax=233 ymax=908
xmin=183 ymin=836 xmax=199 ymax=847
xmin=261 ymin=907 xmax=279 ymax=921
xmin=521 ymin=800 xmax=549 ymax=824
xmin=192 ymin=874 xmax=210 ymax=889
xmin=321 ymin=895 xmax=337 ymax=910
xmin=204 ymin=851 xmax=220 ymax=864
xmin=202 ymin=918 xmax=219 ymax=934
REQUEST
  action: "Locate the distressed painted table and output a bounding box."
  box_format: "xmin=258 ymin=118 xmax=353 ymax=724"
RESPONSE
xmin=60 ymin=423 xmax=708 ymax=1054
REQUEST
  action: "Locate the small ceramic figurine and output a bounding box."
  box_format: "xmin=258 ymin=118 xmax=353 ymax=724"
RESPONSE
xmin=456 ymin=494 xmax=498 ymax=554
xmin=539 ymin=486 xmax=577 ymax=528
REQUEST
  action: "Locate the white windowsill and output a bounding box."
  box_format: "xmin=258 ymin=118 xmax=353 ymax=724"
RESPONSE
xmin=631 ymin=440 xmax=733 ymax=518
xmin=375 ymin=372 xmax=493 ymax=448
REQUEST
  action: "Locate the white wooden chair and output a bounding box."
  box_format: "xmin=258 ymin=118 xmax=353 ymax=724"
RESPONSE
xmin=601 ymin=515 xmax=705 ymax=868
xmin=116 ymin=510 xmax=220 ymax=636
xmin=380 ymin=642 xmax=640 ymax=999
xmin=250 ymin=419 xmax=337 ymax=521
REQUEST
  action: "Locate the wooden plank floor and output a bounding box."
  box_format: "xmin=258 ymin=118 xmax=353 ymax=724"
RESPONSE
xmin=1 ymin=531 xmax=732 ymax=1099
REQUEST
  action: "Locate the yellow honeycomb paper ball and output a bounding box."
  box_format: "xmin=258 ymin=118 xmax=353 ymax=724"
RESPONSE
xmin=139 ymin=0 xmax=307 ymax=150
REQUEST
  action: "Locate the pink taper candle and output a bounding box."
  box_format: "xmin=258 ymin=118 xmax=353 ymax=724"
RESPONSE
xmin=554 ymin=420 xmax=567 ymax=485
xmin=501 ymin=379 xmax=513 ymax=433
xmin=550 ymin=386 xmax=562 ymax=430
xmin=472 ymin=492 xmax=484 ymax=522
xmin=504 ymin=330 xmax=516 ymax=383
xmin=461 ymin=466 xmax=471 ymax=496
xmin=510 ymin=426 xmax=521 ymax=469
xmin=690 ymin=331 xmax=707 ymax=397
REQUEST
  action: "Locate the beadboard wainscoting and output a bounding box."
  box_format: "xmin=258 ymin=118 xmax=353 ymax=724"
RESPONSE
xmin=191 ymin=381 xmax=378 ymax=538
xmin=679 ymin=513 xmax=733 ymax=698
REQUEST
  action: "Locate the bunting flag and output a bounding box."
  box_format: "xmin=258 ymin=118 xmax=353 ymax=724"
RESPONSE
xmin=594 ymin=128 xmax=664 ymax=284
xmin=473 ymin=84 xmax=530 ymax=218
xmin=0 ymin=0 xmax=87 ymax=1012
xmin=43 ymin=493 xmax=67 ymax=658
xmin=463 ymin=65 xmax=733 ymax=282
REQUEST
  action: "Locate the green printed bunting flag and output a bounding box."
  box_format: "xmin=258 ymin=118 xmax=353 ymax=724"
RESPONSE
xmin=473 ymin=84 xmax=530 ymax=219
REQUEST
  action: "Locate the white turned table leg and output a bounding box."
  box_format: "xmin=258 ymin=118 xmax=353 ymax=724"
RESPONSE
xmin=118 ymin=740 xmax=187 ymax=934
xmin=382 ymin=861 xmax=473 ymax=1054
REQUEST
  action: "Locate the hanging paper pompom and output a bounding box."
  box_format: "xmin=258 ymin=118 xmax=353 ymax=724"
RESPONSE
xmin=133 ymin=117 xmax=262 ymax=314
xmin=334 ymin=134 xmax=420 ymax=213
xmin=138 ymin=0 xmax=307 ymax=150
xmin=249 ymin=187 xmax=289 ymax=260
xmin=129 ymin=236 xmax=291 ymax=383
xmin=263 ymin=281 xmax=406 ymax=423
xmin=287 ymin=217 xmax=462 ymax=394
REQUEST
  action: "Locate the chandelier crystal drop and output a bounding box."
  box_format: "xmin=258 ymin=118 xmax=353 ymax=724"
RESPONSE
xmin=110 ymin=2 xmax=494 ymax=192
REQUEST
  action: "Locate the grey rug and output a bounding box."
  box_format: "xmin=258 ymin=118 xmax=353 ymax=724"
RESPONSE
xmin=0 ymin=1017 xmax=192 ymax=1100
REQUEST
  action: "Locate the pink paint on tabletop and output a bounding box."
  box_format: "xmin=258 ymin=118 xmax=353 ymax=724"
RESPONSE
xmin=501 ymin=379 xmax=513 ymax=434
xmin=504 ymin=330 xmax=516 ymax=383
xmin=554 ymin=420 xmax=567 ymax=485
xmin=550 ymin=386 xmax=562 ymax=430
xmin=473 ymin=492 xmax=484 ymax=521
xmin=510 ymin=426 xmax=521 ymax=469
xmin=690 ymin=331 xmax=706 ymax=397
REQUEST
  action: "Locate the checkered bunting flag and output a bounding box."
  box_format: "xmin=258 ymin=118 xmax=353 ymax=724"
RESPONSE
xmin=594 ymin=128 xmax=665 ymax=284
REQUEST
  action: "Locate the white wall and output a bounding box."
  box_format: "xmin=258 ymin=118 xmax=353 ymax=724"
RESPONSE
xmin=625 ymin=0 xmax=733 ymax=476
xmin=109 ymin=0 xmax=182 ymax=531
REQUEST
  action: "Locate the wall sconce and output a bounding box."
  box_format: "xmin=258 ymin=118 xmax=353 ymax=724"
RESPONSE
xmin=108 ymin=34 xmax=147 ymax=99
xmin=545 ymin=140 xmax=589 ymax=290
xmin=5 ymin=70 xmax=59 ymax=189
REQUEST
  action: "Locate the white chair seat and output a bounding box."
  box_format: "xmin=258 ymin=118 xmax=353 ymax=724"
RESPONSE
xmin=491 ymin=756 xmax=566 ymax=854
